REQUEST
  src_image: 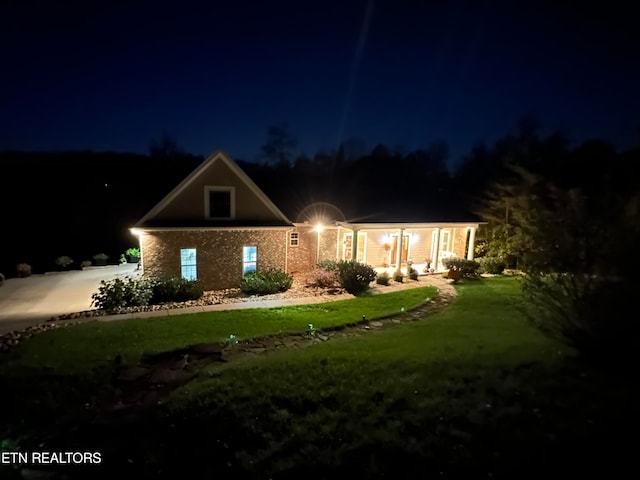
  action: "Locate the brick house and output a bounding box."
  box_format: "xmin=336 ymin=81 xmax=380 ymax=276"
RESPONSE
xmin=131 ymin=151 xmax=482 ymax=290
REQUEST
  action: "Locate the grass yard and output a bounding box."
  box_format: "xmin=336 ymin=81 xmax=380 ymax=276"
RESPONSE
xmin=1 ymin=277 xmax=637 ymax=479
xmin=2 ymin=286 xmax=435 ymax=373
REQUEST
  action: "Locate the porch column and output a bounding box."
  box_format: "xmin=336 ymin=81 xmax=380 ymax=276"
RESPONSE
xmin=433 ymin=228 xmax=441 ymax=272
xmin=395 ymin=228 xmax=404 ymax=270
xmin=351 ymin=229 xmax=359 ymax=262
xmin=467 ymin=227 xmax=477 ymax=260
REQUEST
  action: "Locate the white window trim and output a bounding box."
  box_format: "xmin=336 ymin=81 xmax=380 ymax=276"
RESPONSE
xmin=204 ymin=186 xmax=235 ymax=220
xmin=180 ymin=248 xmax=197 ymax=280
xmin=289 ymin=231 xmax=299 ymax=247
xmin=343 ymin=232 xmax=367 ymax=262
xmin=440 ymin=229 xmax=451 ymax=253
xmin=242 ymin=245 xmax=257 ymax=277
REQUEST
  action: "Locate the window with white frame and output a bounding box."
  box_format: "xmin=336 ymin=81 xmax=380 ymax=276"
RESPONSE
xmin=289 ymin=232 xmax=299 ymax=247
xmin=342 ymin=232 xmax=367 ymax=262
xmin=243 ymin=246 xmax=257 ymax=276
xmin=205 ymin=186 xmax=235 ymax=219
xmin=180 ymin=248 xmax=197 ymax=280
xmin=440 ymin=230 xmax=451 ymax=252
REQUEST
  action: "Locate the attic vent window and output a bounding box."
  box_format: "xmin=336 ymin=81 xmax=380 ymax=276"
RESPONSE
xmin=205 ymin=186 xmax=235 ymax=220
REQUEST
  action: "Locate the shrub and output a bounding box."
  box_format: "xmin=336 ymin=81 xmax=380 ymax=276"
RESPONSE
xmin=477 ymin=256 xmax=506 ymax=274
xmin=241 ymin=269 xmax=293 ymax=295
xmin=16 ymin=263 xmax=31 ymax=278
xmin=442 ymin=257 xmax=480 ymax=277
xmin=80 ymin=260 xmax=92 ymax=268
xmin=409 ymin=267 xmax=419 ymax=281
xmin=119 ymin=254 xmax=127 ymax=265
xmin=126 ymin=247 xmax=140 ymax=258
xmin=148 ymin=277 xmax=204 ymax=304
xmin=376 ymin=271 xmax=390 ymax=285
xmin=522 ymin=273 xmax=639 ymax=365
xmin=316 ymin=259 xmax=339 ymax=272
xmin=91 ymin=277 xmax=153 ymax=312
xmin=335 ymin=260 xmax=376 ymax=294
xmin=308 ymin=268 xmax=339 ymax=288
xmin=93 ymin=253 xmax=109 ymax=265
xmin=55 ymin=255 xmax=74 ymax=269
xmin=393 ymin=270 xmax=404 ymax=282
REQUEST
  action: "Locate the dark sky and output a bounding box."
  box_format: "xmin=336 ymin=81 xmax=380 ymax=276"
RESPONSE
xmin=1 ymin=0 xmax=639 ymax=169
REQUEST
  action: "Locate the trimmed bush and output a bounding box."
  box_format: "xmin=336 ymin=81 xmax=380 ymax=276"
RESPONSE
xmin=442 ymin=257 xmax=480 ymax=277
xmin=376 ymin=271 xmax=391 ymax=285
xmin=91 ymin=276 xmax=204 ymax=312
xmin=409 ymin=267 xmax=419 ymax=281
xmin=80 ymin=260 xmax=92 ymax=268
xmin=55 ymin=255 xmax=74 ymax=269
xmin=477 ymin=256 xmax=506 ymax=274
xmin=316 ymin=260 xmax=339 ymax=272
xmin=91 ymin=277 xmax=153 ymax=313
xmin=393 ymin=270 xmax=404 ymax=282
xmin=148 ymin=277 xmax=204 ymax=304
xmin=307 ymin=268 xmax=339 ymax=288
xmin=335 ymin=260 xmax=377 ymax=294
xmin=241 ymin=269 xmax=293 ymax=295
xmin=16 ymin=263 xmax=31 ymax=278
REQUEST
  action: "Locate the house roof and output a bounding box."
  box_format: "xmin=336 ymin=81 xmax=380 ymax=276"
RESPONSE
xmin=135 ymin=150 xmax=293 ymax=228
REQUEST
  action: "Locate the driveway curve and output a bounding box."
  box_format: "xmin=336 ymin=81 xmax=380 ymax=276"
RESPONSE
xmin=0 ymin=264 xmax=139 ymax=334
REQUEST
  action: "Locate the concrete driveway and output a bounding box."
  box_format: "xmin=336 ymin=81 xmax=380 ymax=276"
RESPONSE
xmin=0 ymin=264 xmax=139 ymax=335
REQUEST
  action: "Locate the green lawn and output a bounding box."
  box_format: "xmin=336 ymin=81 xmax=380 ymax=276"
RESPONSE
xmin=1 ymin=277 xmax=636 ymax=479
xmin=1 ymin=286 xmax=435 ymax=373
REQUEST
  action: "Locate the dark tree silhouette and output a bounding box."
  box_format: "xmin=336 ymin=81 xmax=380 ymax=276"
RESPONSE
xmin=260 ymin=123 xmax=297 ymax=166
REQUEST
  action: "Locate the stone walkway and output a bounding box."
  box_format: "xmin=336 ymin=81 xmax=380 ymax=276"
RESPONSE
xmin=94 ymin=278 xmax=457 ymax=422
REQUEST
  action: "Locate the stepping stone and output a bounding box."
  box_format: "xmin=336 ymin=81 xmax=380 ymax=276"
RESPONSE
xmin=317 ymin=334 xmax=329 ymax=341
xmin=370 ymin=321 xmax=384 ymax=327
xmin=249 ymin=347 xmax=267 ymax=354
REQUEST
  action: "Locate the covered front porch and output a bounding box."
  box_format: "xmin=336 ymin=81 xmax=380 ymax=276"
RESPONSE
xmin=332 ymin=222 xmax=480 ymax=275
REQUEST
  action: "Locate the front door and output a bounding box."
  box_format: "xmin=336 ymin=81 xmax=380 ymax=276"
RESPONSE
xmin=390 ymin=235 xmax=409 ymax=267
xmin=432 ymin=229 xmax=451 ymax=271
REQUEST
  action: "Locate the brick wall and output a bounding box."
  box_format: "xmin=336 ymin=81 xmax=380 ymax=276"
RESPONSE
xmin=286 ymin=226 xmax=316 ymax=273
xmin=452 ymin=227 xmax=468 ymax=258
xmin=141 ymin=229 xmax=289 ymax=291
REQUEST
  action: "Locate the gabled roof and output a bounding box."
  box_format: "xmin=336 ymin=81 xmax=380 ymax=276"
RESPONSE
xmin=135 ymin=150 xmax=292 ymax=227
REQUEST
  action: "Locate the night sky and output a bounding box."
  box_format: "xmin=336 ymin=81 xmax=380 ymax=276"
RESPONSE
xmin=2 ymin=0 xmax=639 ymax=169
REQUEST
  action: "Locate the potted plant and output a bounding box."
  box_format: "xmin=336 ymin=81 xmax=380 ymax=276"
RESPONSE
xmin=93 ymin=253 xmax=109 ymax=266
xmin=423 ymin=257 xmax=432 ymax=273
xmin=126 ymin=247 xmax=140 ymax=263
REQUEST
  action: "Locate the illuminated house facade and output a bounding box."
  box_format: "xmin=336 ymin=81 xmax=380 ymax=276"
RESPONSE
xmin=131 ymin=151 xmax=481 ymax=291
